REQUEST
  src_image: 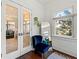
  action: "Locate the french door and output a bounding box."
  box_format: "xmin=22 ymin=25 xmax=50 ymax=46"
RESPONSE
xmin=20 ymin=7 xmax=32 ymax=55
xmin=1 ymin=0 xmax=32 ymax=59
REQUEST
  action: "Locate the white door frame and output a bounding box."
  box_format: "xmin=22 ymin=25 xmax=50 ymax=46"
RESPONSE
xmin=1 ymin=0 xmax=33 ymax=59
xmin=1 ymin=0 xmax=21 ymax=59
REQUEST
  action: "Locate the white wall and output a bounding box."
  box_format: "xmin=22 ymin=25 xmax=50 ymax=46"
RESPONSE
xmin=44 ymin=0 xmax=77 ymax=57
xmin=52 ymin=36 xmax=77 ymax=57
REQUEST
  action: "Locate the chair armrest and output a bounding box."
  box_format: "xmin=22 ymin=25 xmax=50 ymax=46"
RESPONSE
xmin=35 ymin=43 xmax=50 ymax=53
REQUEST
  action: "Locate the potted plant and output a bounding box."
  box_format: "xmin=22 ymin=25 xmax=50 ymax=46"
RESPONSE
xmin=34 ymin=17 xmax=41 ymax=34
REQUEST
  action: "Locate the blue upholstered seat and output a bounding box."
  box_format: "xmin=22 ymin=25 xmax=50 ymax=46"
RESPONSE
xmin=35 ymin=43 xmax=50 ymax=53
xmin=32 ymin=35 xmax=50 ymax=54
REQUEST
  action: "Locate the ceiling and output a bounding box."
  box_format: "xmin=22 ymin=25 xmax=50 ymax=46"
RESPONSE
xmin=36 ymin=0 xmax=51 ymax=5
xmin=36 ymin=0 xmax=76 ymax=5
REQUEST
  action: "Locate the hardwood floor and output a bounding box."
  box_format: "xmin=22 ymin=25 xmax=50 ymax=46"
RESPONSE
xmin=17 ymin=51 xmax=52 ymax=59
xmin=17 ymin=51 xmax=41 ymax=59
xmin=17 ymin=50 xmax=77 ymax=59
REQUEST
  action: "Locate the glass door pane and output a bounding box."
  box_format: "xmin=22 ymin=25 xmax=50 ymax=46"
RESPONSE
xmin=23 ymin=9 xmax=30 ymax=48
xmin=6 ymin=4 xmax=18 ymax=54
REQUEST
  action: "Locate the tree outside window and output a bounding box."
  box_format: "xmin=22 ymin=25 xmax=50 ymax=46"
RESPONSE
xmin=56 ymin=19 xmax=72 ymax=36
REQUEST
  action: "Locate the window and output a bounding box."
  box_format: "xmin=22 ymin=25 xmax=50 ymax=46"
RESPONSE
xmin=55 ymin=19 xmax=72 ymax=36
xmin=55 ymin=8 xmax=73 ymax=37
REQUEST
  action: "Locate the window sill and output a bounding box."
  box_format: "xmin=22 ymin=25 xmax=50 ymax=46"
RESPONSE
xmin=52 ymin=35 xmax=76 ymax=40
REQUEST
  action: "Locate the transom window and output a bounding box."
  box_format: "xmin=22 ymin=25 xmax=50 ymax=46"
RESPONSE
xmin=55 ymin=8 xmax=72 ymax=17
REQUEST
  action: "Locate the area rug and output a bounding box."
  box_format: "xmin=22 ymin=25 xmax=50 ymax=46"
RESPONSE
xmin=47 ymin=53 xmax=68 ymax=59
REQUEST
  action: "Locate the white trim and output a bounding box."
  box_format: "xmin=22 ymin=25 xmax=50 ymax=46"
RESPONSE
xmin=53 ymin=14 xmax=77 ymax=39
xmin=52 ymin=35 xmax=76 ymax=40
xmin=21 ymin=46 xmax=33 ymax=56
xmin=53 ymin=13 xmax=77 ymax=20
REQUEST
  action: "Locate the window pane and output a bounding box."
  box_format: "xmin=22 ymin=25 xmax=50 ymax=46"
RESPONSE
xmin=23 ymin=9 xmax=30 ymax=48
xmin=56 ymin=18 xmax=72 ymax=36
xmin=6 ymin=4 xmax=18 ymax=54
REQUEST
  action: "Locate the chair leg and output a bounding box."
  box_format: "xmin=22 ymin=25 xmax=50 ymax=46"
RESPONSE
xmin=42 ymin=53 xmax=43 ymax=59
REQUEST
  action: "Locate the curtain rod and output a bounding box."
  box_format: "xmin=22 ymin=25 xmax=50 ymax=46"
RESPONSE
xmin=52 ymin=13 xmax=77 ymax=20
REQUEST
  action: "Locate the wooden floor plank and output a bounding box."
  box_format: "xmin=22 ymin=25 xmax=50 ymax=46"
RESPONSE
xmin=17 ymin=50 xmax=77 ymax=59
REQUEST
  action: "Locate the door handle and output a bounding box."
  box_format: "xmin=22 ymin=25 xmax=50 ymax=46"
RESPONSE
xmin=18 ymin=33 xmax=21 ymax=36
xmin=18 ymin=33 xmax=23 ymax=36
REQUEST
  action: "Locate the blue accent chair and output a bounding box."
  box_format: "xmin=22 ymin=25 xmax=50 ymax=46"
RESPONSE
xmin=32 ymin=35 xmax=50 ymax=59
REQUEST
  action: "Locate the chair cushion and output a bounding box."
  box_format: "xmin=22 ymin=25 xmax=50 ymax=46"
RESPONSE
xmin=35 ymin=43 xmax=50 ymax=53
